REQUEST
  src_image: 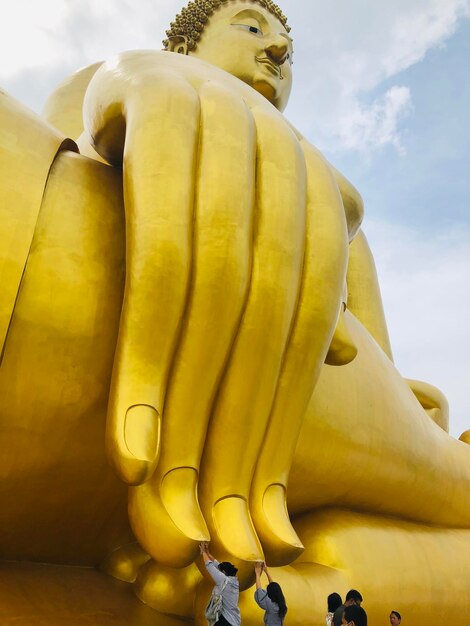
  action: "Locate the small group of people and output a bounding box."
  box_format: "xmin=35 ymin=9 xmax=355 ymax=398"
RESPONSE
xmin=326 ymin=589 xmax=402 ymax=626
xmin=326 ymin=589 xmax=366 ymax=626
xmin=200 ymin=542 xmax=286 ymax=626
xmin=200 ymin=542 xmax=401 ymax=626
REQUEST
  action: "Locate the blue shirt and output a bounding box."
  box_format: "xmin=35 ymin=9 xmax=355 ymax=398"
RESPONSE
xmin=255 ymin=588 xmax=285 ymax=626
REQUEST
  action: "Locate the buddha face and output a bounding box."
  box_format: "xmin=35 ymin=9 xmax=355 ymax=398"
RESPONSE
xmin=190 ymin=1 xmax=293 ymax=111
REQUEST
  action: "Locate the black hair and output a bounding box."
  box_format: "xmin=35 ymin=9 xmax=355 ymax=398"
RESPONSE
xmin=267 ymin=582 xmax=287 ymax=619
xmin=328 ymin=592 xmax=343 ymax=613
xmin=390 ymin=611 xmax=401 ymax=620
xmin=218 ymin=561 xmax=238 ymax=577
xmin=344 ymin=605 xmax=367 ymax=626
xmin=345 ymin=589 xmax=363 ymax=603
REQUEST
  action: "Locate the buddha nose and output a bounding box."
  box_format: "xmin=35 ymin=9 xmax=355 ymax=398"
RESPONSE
xmin=265 ymin=37 xmax=289 ymax=65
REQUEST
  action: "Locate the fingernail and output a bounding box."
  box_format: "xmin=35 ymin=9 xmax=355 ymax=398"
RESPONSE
xmin=160 ymin=467 xmax=209 ymax=540
xmin=254 ymin=484 xmax=304 ymax=566
xmin=124 ymin=404 xmax=160 ymax=461
xmin=262 ymin=484 xmax=303 ymax=548
xmin=213 ymin=496 xmax=263 ymax=561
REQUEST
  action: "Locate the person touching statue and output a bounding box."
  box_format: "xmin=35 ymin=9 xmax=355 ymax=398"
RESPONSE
xmin=200 ymin=542 xmax=241 ymax=626
xmin=254 ymin=562 xmax=287 ymax=626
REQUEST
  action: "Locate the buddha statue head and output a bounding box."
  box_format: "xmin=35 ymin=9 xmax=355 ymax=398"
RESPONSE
xmin=164 ymin=0 xmax=293 ymax=111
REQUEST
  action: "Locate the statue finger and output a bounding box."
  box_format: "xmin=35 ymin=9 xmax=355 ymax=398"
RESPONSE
xmin=127 ymin=82 xmax=257 ymax=566
xmin=103 ymin=72 xmax=201 ymax=485
xmin=250 ymin=140 xmax=349 ymax=565
xmin=197 ymin=105 xmax=307 ymax=584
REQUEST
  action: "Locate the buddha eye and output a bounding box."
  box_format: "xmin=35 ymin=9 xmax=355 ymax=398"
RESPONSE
xmin=233 ymin=23 xmax=264 ymax=36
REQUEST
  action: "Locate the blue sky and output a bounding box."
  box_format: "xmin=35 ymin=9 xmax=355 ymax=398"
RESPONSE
xmin=1 ymin=0 xmax=469 ymax=436
xmin=333 ymin=19 xmax=470 ymax=231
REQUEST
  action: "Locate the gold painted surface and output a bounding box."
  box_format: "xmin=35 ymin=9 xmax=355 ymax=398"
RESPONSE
xmin=460 ymin=429 xmax=470 ymax=444
xmin=0 ymin=91 xmax=76 ymax=358
xmin=346 ymin=229 xmax=393 ymax=359
xmin=0 ymin=561 xmax=179 ymax=626
xmin=1 ymin=1 xmax=469 ymax=624
xmin=406 ymin=377 xmax=450 ymax=431
xmin=0 ymin=150 xmax=131 ymax=564
xmin=289 ymin=311 xmax=470 ymax=526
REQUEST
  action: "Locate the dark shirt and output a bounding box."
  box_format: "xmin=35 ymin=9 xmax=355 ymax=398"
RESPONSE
xmin=333 ymin=604 xmax=345 ymax=626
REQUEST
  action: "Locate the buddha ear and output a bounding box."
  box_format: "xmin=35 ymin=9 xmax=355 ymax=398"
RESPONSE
xmin=166 ymin=35 xmax=190 ymax=55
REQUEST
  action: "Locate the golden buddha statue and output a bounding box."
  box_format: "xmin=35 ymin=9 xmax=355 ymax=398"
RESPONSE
xmin=1 ymin=1 xmax=470 ymax=625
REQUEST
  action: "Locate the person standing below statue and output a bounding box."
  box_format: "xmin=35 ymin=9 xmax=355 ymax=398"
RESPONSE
xmin=389 ymin=610 xmax=401 ymax=625
xmin=342 ymin=605 xmax=367 ymax=626
xmin=333 ymin=590 xmax=364 ymax=626
xmin=200 ymin=542 xmax=241 ymax=626
xmin=254 ymin=562 xmax=287 ymax=626
xmin=326 ymin=593 xmax=343 ymax=626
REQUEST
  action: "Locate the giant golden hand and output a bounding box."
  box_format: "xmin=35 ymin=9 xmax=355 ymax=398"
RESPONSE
xmin=82 ymin=50 xmax=349 ymax=573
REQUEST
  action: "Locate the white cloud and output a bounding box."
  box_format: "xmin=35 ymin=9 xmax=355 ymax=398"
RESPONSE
xmin=286 ymin=0 xmax=470 ymax=154
xmin=386 ymin=0 xmax=470 ymax=76
xmin=0 ymin=1 xmax=70 ymax=79
xmin=365 ymin=218 xmax=470 ymax=438
xmin=336 ymin=85 xmax=412 ymax=154
xmin=0 ymin=0 xmax=177 ymax=84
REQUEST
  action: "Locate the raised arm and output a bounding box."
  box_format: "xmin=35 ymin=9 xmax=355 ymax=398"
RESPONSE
xmin=254 ymin=562 xmax=271 ymax=609
xmin=200 ymin=542 xmax=217 ymax=564
xmin=255 ymin=562 xmax=263 ymax=590
xmin=263 ymin=564 xmax=273 ymax=584
xmin=200 ymin=542 xmax=225 ymax=586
